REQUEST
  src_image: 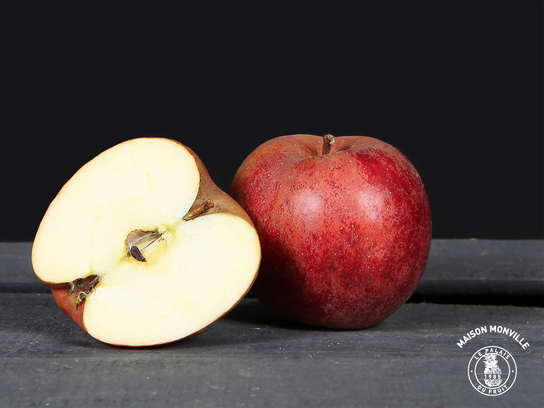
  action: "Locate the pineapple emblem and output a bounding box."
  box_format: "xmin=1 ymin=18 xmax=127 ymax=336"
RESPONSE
xmin=483 ymin=353 xmax=502 ymax=387
xmin=468 ymin=346 xmax=517 ymax=396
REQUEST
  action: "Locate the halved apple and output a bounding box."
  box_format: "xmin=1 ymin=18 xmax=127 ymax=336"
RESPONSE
xmin=32 ymin=138 xmax=261 ymax=346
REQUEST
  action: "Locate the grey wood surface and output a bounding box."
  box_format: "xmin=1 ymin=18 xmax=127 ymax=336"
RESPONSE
xmin=0 ymin=240 xmax=543 ymax=407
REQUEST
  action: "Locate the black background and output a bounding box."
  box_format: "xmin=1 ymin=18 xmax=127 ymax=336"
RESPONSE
xmin=2 ymin=1 xmax=542 ymax=241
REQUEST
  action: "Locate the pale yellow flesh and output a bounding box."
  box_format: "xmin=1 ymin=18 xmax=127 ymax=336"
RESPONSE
xmin=32 ymin=138 xmax=260 ymax=346
xmin=32 ymin=138 xmax=201 ymax=283
xmin=84 ymin=213 xmax=259 ymax=346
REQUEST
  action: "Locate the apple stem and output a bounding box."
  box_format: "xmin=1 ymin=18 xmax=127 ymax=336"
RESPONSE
xmin=321 ymin=134 xmax=336 ymax=155
xmin=183 ymin=199 xmax=215 ymax=221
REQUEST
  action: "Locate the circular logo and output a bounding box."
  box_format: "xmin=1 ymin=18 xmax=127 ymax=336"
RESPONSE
xmin=467 ymin=346 xmax=517 ymax=396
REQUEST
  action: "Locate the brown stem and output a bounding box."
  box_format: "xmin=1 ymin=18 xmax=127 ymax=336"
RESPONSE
xmin=183 ymin=199 xmax=215 ymax=221
xmin=321 ymin=134 xmax=335 ymax=155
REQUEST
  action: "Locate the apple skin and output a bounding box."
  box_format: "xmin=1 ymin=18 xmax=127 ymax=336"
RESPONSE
xmin=52 ymin=285 xmax=85 ymax=331
xmin=38 ymin=139 xmax=258 ymax=344
xmin=230 ymin=134 xmax=432 ymax=329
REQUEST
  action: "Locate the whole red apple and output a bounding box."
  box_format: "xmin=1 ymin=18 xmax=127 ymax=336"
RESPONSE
xmin=230 ymin=134 xmax=432 ymax=329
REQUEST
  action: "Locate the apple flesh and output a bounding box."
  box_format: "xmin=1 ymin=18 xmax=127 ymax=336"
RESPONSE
xmin=32 ymin=138 xmax=261 ymax=346
xmin=230 ymin=134 xmax=431 ymax=329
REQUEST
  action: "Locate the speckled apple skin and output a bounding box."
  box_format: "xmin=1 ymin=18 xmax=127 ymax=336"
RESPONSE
xmin=230 ymin=135 xmax=432 ymax=329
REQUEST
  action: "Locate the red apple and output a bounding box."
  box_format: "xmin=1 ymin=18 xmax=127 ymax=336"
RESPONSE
xmin=230 ymin=134 xmax=432 ymax=329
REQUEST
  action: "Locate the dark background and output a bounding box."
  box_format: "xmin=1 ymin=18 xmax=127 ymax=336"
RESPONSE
xmin=1 ymin=1 xmax=542 ymax=241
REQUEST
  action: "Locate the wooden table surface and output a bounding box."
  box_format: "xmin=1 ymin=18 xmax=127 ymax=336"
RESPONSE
xmin=1 ymin=240 xmax=542 ymax=407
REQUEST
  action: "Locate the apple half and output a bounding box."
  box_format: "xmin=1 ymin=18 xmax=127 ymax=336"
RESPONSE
xmin=32 ymin=138 xmax=261 ymax=346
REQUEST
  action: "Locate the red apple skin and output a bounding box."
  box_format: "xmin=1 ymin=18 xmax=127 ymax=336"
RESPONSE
xmin=52 ymin=287 xmax=86 ymax=331
xmin=230 ymin=134 xmax=432 ymax=329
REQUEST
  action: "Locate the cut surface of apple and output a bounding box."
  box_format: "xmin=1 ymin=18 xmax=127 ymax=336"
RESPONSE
xmin=32 ymin=138 xmax=261 ymax=346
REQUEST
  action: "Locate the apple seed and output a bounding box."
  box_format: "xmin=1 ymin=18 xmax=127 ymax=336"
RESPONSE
xmin=130 ymin=245 xmax=147 ymax=262
xmin=126 ymin=229 xmax=163 ymax=262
